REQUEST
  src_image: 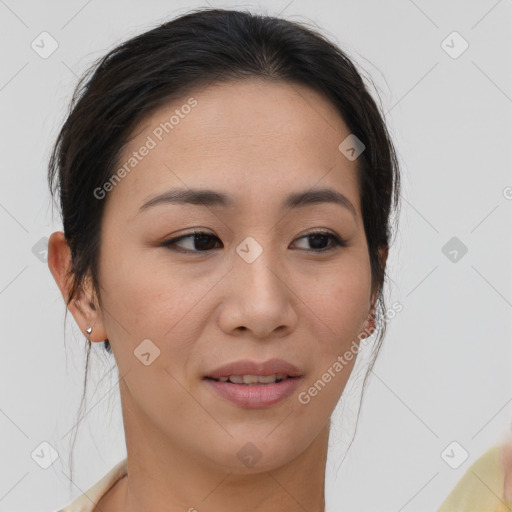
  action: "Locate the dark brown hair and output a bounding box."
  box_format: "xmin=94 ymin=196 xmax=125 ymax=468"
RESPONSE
xmin=47 ymin=7 xmax=400 ymax=484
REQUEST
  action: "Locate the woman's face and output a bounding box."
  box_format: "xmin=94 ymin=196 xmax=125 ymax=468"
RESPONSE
xmin=85 ymin=78 xmax=381 ymax=471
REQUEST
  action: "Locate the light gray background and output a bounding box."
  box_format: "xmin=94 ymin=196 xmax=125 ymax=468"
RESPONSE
xmin=1 ymin=0 xmax=511 ymax=510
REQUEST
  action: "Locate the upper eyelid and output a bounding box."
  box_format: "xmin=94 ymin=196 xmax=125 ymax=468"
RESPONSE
xmin=167 ymin=229 xmax=341 ymax=241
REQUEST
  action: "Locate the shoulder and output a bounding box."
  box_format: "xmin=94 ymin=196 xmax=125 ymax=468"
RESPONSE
xmin=437 ymin=445 xmax=510 ymax=512
xmin=57 ymin=457 xmax=128 ymax=512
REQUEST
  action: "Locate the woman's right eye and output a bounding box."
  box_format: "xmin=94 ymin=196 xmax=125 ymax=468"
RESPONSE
xmin=161 ymin=232 xmax=223 ymax=253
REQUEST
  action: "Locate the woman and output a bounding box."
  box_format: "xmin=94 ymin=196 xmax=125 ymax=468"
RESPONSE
xmin=45 ymin=6 xmax=506 ymax=512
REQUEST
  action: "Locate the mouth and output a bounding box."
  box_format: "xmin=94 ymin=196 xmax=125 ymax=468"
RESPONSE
xmin=205 ymin=358 xmax=303 ymax=381
xmin=203 ymin=359 xmax=303 ymax=408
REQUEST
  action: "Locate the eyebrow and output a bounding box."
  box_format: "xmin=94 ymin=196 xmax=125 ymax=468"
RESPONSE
xmin=138 ymin=187 xmax=357 ymax=218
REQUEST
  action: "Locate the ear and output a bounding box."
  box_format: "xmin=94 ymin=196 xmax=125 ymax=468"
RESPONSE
xmin=360 ymin=244 xmax=389 ymax=339
xmin=47 ymin=231 xmax=108 ymax=343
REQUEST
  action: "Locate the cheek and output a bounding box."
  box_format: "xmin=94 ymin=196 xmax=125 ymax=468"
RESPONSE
xmin=292 ymin=262 xmax=370 ymax=424
xmin=97 ymin=241 xmax=224 ymax=365
xmin=298 ymin=257 xmax=372 ymax=352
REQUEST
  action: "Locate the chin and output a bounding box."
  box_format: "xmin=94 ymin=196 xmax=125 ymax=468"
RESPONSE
xmin=195 ymin=429 xmax=308 ymax=473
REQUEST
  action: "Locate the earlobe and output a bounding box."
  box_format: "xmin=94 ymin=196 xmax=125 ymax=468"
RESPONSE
xmin=378 ymin=244 xmax=389 ymax=272
xmin=48 ymin=231 xmax=108 ymax=343
xmin=360 ymin=243 xmax=388 ymax=339
xmin=360 ymin=306 xmax=376 ymax=340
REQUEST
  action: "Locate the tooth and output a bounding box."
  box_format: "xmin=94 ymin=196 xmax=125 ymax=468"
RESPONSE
xmin=242 ymin=375 xmax=260 ymax=384
xmin=224 ymin=374 xmax=286 ymax=384
xmin=258 ymin=374 xmax=278 ymax=384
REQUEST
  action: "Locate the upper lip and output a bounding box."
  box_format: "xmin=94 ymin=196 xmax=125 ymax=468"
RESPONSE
xmin=205 ymin=358 xmax=303 ymax=379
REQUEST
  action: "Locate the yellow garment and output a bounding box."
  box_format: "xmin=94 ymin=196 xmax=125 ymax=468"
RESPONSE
xmin=437 ymin=445 xmax=511 ymax=512
xmin=56 ymin=458 xmax=128 ymax=512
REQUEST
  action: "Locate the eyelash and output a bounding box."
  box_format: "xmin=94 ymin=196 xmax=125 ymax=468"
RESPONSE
xmin=160 ymin=230 xmax=347 ymax=254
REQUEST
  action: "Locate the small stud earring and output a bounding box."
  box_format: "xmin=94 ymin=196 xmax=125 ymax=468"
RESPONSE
xmin=86 ymin=327 xmax=92 ymax=334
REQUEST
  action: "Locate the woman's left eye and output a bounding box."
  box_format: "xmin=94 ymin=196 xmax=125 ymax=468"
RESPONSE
xmin=161 ymin=230 xmax=346 ymax=253
xmin=292 ymin=232 xmax=347 ymax=252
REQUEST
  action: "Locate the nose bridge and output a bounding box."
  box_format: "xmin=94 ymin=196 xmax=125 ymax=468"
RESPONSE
xmin=234 ymin=234 xmax=284 ymax=302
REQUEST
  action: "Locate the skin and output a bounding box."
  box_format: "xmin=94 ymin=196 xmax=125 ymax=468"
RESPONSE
xmin=502 ymin=436 xmax=512 ymax=502
xmin=48 ymin=78 xmax=387 ymax=512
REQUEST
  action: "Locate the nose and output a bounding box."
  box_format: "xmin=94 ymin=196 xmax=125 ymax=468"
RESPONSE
xmin=216 ymin=246 xmax=299 ymax=339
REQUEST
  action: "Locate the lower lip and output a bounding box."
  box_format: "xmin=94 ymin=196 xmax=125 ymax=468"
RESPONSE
xmin=205 ymin=377 xmax=301 ymax=408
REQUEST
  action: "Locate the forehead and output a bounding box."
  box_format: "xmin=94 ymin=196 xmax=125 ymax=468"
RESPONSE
xmin=105 ymin=78 xmax=361 ymax=218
